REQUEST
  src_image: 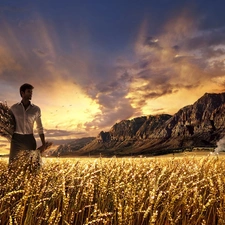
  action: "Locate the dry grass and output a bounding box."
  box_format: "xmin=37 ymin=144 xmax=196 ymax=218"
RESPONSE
xmin=0 ymin=155 xmax=225 ymax=225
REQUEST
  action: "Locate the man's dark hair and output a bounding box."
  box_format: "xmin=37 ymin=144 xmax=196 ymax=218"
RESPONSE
xmin=20 ymin=83 xmax=34 ymax=97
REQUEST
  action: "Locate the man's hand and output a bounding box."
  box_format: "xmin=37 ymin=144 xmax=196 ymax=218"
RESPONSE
xmin=37 ymin=141 xmax=53 ymax=153
xmin=38 ymin=144 xmax=46 ymax=153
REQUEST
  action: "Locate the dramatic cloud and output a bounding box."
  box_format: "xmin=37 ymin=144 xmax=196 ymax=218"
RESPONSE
xmin=122 ymin=10 xmax=225 ymax=115
xmin=0 ymin=1 xmax=225 ymax=151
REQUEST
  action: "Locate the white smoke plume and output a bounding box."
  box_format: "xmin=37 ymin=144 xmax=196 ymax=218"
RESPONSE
xmin=214 ymin=137 xmax=225 ymax=154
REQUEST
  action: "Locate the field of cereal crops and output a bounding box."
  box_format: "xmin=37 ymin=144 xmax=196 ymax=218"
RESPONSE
xmin=0 ymin=155 xmax=225 ymax=225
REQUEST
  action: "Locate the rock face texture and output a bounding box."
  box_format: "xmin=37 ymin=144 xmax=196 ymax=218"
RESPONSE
xmin=52 ymin=137 xmax=95 ymax=156
xmin=56 ymin=92 xmax=225 ymax=156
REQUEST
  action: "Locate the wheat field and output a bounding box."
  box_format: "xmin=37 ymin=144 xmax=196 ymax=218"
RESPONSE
xmin=0 ymin=155 xmax=225 ymax=225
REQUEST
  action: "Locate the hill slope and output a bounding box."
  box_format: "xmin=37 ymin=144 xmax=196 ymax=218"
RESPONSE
xmin=55 ymin=92 xmax=225 ymax=156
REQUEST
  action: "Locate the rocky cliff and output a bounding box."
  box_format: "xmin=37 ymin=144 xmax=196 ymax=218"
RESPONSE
xmin=56 ymin=92 xmax=225 ymax=156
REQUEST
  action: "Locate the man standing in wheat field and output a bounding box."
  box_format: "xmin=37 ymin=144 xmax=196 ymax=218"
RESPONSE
xmin=9 ymin=83 xmax=47 ymax=168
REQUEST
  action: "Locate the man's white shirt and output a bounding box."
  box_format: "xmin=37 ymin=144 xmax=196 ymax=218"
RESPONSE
xmin=10 ymin=102 xmax=44 ymax=135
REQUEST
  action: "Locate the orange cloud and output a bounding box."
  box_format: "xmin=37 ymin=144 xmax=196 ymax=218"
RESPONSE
xmin=1 ymin=6 xmax=225 ymax=148
xmin=125 ymin=9 xmax=225 ymax=116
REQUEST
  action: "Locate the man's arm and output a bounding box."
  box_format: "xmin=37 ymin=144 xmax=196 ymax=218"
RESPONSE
xmin=38 ymin=133 xmax=46 ymax=153
xmin=36 ymin=107 xmax=46 ymax=152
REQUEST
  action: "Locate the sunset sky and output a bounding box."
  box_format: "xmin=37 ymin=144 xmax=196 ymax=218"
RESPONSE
xmin=1 ymin=0 xmax=225 ymax=153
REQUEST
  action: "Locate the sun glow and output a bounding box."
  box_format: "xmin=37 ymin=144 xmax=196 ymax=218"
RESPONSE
xmin=36 ymin=80 xmax=101 ymax=137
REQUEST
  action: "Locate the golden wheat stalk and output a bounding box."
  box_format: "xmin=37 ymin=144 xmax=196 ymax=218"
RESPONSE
xmin=0 ymin=101 xmax=14 ymax=141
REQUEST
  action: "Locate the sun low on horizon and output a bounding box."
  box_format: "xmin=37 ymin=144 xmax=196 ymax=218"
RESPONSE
xmin=38 ymin=80 xmax=102 ymax=136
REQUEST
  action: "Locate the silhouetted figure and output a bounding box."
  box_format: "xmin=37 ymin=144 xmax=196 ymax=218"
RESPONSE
xmin=9 ymin=83 xmax=47 ymax=169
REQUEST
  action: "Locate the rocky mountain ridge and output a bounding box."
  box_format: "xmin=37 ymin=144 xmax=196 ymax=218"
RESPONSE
xmin=55 ymin=92 xmax=225 ymax=156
